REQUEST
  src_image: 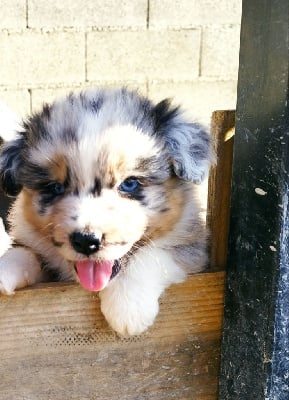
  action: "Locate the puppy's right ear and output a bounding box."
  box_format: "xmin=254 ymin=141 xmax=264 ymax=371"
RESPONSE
xmin=0 ymin=138 xmax=24 ymax=196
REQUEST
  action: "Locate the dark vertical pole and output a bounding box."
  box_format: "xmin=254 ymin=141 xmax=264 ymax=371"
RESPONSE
xmin=219 ymin=1 xmax=289 ymax=399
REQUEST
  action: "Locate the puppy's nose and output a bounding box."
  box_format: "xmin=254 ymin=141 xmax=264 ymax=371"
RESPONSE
xmin=70 ymin=231 xmax=103 ymax=256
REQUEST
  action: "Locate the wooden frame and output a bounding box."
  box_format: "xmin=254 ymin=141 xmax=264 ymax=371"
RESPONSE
xmin=0 ymin=274 xmax=224 ymax=400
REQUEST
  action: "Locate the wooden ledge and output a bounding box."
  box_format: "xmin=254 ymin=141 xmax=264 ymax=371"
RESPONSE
xmin=0 ymin=271 xmax=224 ymax=400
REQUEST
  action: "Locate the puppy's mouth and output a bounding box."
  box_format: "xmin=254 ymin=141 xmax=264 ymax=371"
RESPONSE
xmin=75 ymin=259 xmax=121 ymax=292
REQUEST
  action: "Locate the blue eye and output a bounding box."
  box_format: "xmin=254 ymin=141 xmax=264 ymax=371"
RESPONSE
xmin=47 ymin=182 xmax=65 ymax=196
xmin=119 ymin=178 xmax=140 ymax=193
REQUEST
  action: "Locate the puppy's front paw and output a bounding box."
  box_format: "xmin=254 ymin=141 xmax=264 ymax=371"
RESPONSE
xmin=0 ymin=248 xmax=43 ymax=294
xmin=100 ymin=284 xmax=159 ymax=336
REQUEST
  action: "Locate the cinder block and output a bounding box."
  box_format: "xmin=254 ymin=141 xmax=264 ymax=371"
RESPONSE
xmin=150 ymin=0 xmax=241 ymax=27
xmin=0 ymin=32 xmax=85 ymax=86
xmin=28 ymin=0 xmax=147 ymax=28
xmin=0 ymin=0 xmax=26 ymax=29
xmin=87 ymin=30 xmax=201 ymax=82
xmin=148 ymin=80 xmax=238 ymax=126
xmin=201 ymin=25 xmax=241 ymax=79
xmin=0 ymin=89 xmax=31 ymax=117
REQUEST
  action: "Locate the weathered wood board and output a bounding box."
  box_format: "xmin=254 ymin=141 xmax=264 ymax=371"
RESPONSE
xmin=0 ymin=271 xmax=224 ymax=400
xmin=207 ymin=111 xmax=235 ymax=270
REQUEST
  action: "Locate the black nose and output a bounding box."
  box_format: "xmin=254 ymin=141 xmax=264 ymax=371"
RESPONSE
xmin=70 ymin=231 xmax=102 ymax=256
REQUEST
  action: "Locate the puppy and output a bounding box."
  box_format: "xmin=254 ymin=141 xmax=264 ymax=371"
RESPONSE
xmin=0 ymin=88 xmax=213 ymax=335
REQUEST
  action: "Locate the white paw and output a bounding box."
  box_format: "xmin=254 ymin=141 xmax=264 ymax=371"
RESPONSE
xmin=0 ymin=248 xmax=43 ymax=294
xmin=99 ymin=246 xmax=187 ymax=335
xmin=100 ymin=283 xmax=159 ymax=336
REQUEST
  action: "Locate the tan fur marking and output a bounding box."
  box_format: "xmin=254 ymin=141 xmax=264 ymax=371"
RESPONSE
xmin=147 ymin=179 xmax=185 ymax=240
xmin=102 ymin=152 xmax=129 ymax=188
xmin=22 ymin=190 xmax=52 ymax=237
xmin=50 ymin=154 xmax=67 ymax=183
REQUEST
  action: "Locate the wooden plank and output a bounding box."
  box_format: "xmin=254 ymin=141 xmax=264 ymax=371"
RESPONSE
xmin=0 ymin=271 xmax=224 ymax=400
xmin=219 ymin=1 xmax=289 ymax=399
xmin=207 ymin=110 xmax=235 ymax=270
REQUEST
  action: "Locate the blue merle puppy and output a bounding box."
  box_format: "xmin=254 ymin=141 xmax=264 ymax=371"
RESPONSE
xmin=0 ymin=88 xmax=214 ymax=335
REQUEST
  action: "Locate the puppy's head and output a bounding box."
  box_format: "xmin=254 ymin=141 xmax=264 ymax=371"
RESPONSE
xmin=0 ymin=88 xmax=213 ymax=291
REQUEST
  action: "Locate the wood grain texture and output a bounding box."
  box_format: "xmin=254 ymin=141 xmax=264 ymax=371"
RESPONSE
xmin=207 ymin=110 xmax=235 ymax=270
xmin=0 ymin=271 xmax=224 ymax=400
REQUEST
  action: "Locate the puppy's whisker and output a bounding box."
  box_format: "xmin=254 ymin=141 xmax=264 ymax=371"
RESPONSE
xmin=33 ymin=236 xmax=53 ymax=248
xmin=39 ymin=222 xmax=54 ymax=233
xmin=138 ymin=235 xmax=156 ymax=250
xmin=124 ymin=251 xmax=147 ymax=270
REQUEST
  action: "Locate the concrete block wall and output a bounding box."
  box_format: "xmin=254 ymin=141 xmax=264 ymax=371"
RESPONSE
xmin=0 ymin=0 xmax=241 ymax=126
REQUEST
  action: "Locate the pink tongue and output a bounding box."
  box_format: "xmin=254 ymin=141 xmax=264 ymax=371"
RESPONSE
xmin=76 ymin=260 xmax=114 ymax=291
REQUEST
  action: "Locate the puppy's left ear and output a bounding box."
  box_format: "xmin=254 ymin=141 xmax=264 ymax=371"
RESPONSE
xmin=153 ymin=100 xmax=215 ymax=184
xmin=0 ymin=137 xmax=24 ymax=196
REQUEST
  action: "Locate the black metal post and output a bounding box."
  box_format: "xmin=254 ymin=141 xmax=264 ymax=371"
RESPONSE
xmin=219 ymin=1 xmax=289 ymax=399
